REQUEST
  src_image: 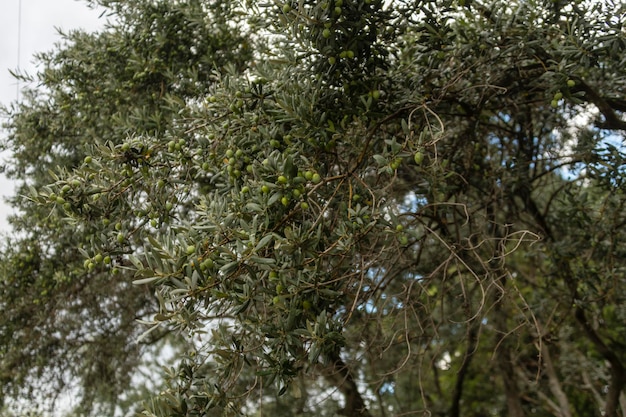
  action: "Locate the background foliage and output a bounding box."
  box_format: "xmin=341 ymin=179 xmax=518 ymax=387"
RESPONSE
xmin=1 ymin=0 xmax=625 ymax=416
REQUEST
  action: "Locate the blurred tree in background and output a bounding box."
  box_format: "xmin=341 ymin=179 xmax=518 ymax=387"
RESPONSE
xmin=1 ymin=0 xmax=625 ymax=416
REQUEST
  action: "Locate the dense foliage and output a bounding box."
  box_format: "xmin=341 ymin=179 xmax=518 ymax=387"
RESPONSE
xmin=1 ymin=0 xmax=625 ymax=416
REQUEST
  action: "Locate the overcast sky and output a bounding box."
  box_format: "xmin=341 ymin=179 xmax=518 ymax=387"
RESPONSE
xmin=0 ymin=0 xmax=106 ymax=233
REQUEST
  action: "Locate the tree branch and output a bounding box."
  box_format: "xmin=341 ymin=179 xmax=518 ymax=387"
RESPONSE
xmin=540 ymin=342 xmax=572 ymax=417
xmin=574 ymin=306 xmax=626 ymax=417
xmin=575 ymin=79 xmax=626 ymax=131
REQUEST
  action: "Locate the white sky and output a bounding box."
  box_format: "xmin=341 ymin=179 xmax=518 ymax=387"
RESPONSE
xmin=0 ymin=0 xmax=106 ymax=233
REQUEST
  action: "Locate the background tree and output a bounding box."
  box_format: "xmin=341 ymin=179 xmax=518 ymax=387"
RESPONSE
xmin=0 ymin=0 xmax=252 ymax=414
xmin=1 ymin=0 xmax=625 ymax=416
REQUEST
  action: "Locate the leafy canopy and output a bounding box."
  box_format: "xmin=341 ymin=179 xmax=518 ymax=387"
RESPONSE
xmin=1 ymin=0 xmax=625 ymax=416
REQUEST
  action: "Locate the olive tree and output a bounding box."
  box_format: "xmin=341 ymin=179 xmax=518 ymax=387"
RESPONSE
xmin=1 ymin=0 xmax=625 ymax=416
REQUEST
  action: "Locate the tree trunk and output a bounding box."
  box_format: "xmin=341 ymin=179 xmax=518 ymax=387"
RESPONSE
xmin=449 ymin=323 xmax=479 ymax=417
xmin=491 ymin=274 xmax=526 ymax=417
xmin=321 ymin=353 xmax=372 ymax=417
xmin=540 ymin=340 xmax=572 ymax=417
xmin=497 ymin=348 xmax=526 ymax=417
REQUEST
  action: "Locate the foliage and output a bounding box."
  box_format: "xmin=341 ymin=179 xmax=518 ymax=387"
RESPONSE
xmin=1 ymin=0 xmax=251 ymax=414
xmin=1 ymin=0 xmax=625 ymax=416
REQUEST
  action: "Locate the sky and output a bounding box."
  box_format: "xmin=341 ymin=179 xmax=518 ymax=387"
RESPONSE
xmin=0 ymin=0 xmax=106 ymax=233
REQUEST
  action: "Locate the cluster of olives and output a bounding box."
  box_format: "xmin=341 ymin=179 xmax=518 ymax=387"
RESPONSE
xmin=551 ymin=79 xmax=576 ymax=108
